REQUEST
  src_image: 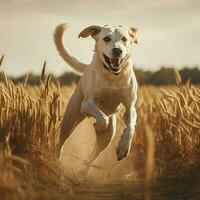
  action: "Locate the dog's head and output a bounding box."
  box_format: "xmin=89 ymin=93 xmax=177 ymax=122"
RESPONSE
xmin=79 ymin=25 xmax=138 ymax=75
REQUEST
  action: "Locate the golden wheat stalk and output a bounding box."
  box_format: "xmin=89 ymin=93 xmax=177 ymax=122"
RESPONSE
xmin=2 ymin=71 xmax=8 ymax=87
xmin=40 ymin=60 xmax=46 ymax=83
xmin=175 ymin=69 xmax=181 ymax=85
xmin=23 ymin=73 xmax=29 ymax=88
xmin=0 ymin=55 xmax=4 ymax=67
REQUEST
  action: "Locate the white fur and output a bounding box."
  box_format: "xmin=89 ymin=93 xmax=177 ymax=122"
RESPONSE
xmin=54 ymin=23 xmax=138 ymax=162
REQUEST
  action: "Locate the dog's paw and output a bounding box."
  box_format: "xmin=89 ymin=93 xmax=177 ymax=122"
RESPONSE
xmin=94 ymin=116 xmax=109 ymax=131
xmin=116 ymin=135 xmax=132 ymax=161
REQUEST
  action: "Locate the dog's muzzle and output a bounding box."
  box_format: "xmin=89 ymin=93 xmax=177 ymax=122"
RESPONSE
xmin=103 ymin=54 xmax=123 ymax=76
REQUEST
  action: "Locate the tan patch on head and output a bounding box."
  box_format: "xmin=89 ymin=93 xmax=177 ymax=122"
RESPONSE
xmin=78 ymin=26 xmax=101 ymax=38
xmin=129 ymin=27 xmax=138 ymax=44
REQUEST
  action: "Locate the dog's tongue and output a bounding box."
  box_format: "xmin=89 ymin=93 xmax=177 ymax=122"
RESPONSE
xmin=110 ymin=58 xmax=120 ymax=68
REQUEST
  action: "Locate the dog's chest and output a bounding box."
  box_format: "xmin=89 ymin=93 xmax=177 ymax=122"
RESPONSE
xmin=94 ymin=88 xmax=125 ymax=116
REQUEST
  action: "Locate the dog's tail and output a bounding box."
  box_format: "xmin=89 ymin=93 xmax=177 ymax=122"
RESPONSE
xmin=54 ymin=23 xmax=88 ymax=74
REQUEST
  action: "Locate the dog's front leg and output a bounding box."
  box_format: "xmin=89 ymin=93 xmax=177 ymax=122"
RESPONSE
xmin=116 ymin=103 xmax=137 ymax=161
xmin=81 ymin=100 xmax=109 ymax=131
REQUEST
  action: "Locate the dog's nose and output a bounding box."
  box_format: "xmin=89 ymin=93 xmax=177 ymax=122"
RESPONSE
xmin=112 ymin=48 xmax=122 ymax=57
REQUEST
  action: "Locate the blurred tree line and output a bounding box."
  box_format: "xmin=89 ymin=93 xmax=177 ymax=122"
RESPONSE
xmin=0 ymin=66 xmax=199 ymax=86
xmin=135 ymin=66 xmax=200 ymax=85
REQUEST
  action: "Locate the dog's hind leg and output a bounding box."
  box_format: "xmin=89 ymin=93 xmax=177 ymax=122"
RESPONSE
xmin=58 ymin=84 xmax=85 ymax=158
xmin=86 ymin=114 xmax=116 ymax=164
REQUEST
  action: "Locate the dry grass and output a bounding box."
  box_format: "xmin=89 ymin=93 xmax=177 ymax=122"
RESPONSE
xmin=0 ymin=66 xmax=74 ymax=199
xmin=0 ymin=61 xmax=200 ymax=199
xmin=134 ymin=84 xmax=200 ymax=179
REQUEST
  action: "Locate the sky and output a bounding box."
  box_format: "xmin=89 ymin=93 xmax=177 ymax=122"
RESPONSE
xmin=0 ymin=0 xmax=200 ymax=76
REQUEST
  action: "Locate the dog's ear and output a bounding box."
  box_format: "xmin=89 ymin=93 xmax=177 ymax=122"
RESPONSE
xmin=129 ymin=27 xmax=138 ymax=44
xmin=78 ymin=26 xmax=101 ymax=39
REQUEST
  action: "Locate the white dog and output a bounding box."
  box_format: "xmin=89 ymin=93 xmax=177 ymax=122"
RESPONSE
xmin=54 ymin=23 xmax=138 ymax=163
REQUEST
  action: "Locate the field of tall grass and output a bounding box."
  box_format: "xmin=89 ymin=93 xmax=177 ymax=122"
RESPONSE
xmin=0 ymin=56 xmax=200 ymax=199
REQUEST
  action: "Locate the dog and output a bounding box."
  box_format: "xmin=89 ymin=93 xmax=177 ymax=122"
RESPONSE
xmin=54 ymin=23 xmax=138 ymax=163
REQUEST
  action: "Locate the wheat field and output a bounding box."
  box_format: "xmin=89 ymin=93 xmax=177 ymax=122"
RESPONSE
xmin=0 ymin=58 xmax=200 ymax=199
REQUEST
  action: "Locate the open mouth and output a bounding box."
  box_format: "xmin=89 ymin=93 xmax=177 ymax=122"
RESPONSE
xmin=103 ymin=54 xmax=122 ymax=75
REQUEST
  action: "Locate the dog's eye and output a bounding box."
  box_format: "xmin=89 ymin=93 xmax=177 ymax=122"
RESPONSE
xmin=121 ymin=37 xmax=127 ymax=42
xmin=103 ymin=36 xmax=111 ymax=42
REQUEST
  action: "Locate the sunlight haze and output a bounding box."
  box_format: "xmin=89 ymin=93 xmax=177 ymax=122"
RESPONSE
xmin=0 ymin=0 xmax=200 ymax=76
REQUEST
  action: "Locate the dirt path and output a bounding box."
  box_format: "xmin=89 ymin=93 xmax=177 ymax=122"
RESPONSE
xmin=60 ymin=118 xmax=138 ymax=182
